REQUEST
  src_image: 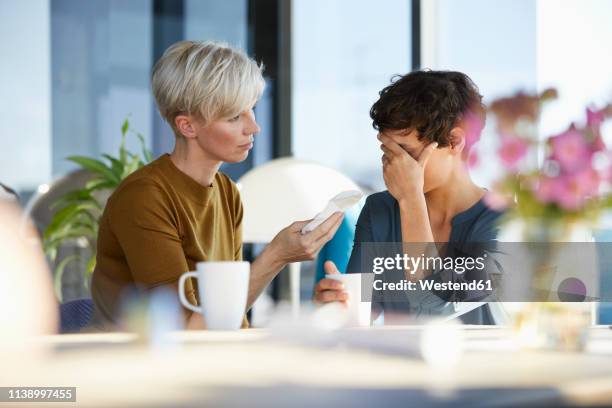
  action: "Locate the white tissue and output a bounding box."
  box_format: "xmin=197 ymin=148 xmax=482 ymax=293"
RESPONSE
xmin=301 ymin=190 xmax=363 ymax=234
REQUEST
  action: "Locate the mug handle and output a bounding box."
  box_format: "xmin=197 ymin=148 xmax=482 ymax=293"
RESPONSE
xmin=178 ymin=271 xmax=202 ymax=314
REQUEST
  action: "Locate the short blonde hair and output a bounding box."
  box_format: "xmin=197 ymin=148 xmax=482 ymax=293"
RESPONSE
xmin=152 ymin=40 xmax=265 ymax=134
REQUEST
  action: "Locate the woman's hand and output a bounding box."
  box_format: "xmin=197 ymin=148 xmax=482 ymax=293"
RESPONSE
xmin=378 ymin=133 xmax=437 ymax=203
xmin=247 ymin=212 xmax=344 ymax=309
xmin=313 ymin=260 xmax=349 ymax=305
xmin=269 ymin=212 xmax=344 ymax=264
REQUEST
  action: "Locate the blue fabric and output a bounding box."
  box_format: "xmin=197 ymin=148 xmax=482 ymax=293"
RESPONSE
xmin=593 ymin=228 xmax=612 ymax=324
xmin=60 ymin=298 xmax=95 ymax=333
xmin=314 ymin=200 xmax=364 ymax=285
xmin=346 ymin=191 xmax=504 ymax=324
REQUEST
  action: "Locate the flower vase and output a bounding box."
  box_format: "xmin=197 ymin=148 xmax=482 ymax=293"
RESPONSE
xmin=498 ymin=219 xmax=595 ymax=351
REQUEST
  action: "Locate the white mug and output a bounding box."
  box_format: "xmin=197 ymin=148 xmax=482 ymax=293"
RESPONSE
xmin=178 ymin=261 xmax=250 ymax=330
xmin=325 ymin=273 xmax=373 ymax=327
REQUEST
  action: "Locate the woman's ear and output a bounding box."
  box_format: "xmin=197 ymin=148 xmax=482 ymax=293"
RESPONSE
xmin=174 ymin=114 xmax=198 ymax=140
xmin=448 ymin=127 xmax=466 ymax=156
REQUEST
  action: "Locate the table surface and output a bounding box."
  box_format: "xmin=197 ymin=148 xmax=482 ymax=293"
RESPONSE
xmin=3 ymin=325 xmax=612 ymax=408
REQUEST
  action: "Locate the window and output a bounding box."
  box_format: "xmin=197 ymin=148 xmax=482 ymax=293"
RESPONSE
xmin=292 ymin=0 xmax=412 ymax=192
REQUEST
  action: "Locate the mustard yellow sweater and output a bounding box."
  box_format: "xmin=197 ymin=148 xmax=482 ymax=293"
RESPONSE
xmin=91 ymin=154 xmax=242 ymax=326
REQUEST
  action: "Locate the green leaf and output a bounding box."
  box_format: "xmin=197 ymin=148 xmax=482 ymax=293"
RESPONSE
xmin=86 ymin=256 xmax=96 ymax=276
xmin=82 ymin=255 xmax=97 ymax=291
xmin=136 ymin=132 xmax=154 ymax=163
xmin=123 ymin=154 xmax=142 ymax=177
xmin=50 ymin=189 xmax=96 ymax=210
xmin=121 ymin=118 xmax=129 ymax=136
xmin=44 ymin=203 xmax=99 ymax=241
xmin=59 ymin=189 xmax=93 ymax=202
xmin=45 ymin=230 xmax=94 ymax=252
xmin=45 ymin=224 xmax=92 ymax=244
xmin=119 ymin=118 xmax=129 ymax=164
xmin=44 ymin=204 xmax=81 ymax=240
xmin=49 ymin=221 xmax=96 ymax=240
xmin=73 ymin=220 xmax=96 ymax=232
xmin=102 ymin=153 xmax=125 ymax=180
xmin=67 ymin=156 xmax=120 ymax=184
xmin=85 ymin=178 xmax=116 ymax=192
xmin=46 ymin=246 xmax=58 ymax=262
xmin=54 ymin=255 xmax=78 ymax=302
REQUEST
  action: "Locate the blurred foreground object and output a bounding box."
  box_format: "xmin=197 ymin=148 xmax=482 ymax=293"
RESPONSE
xmin=485 ymin=90 xmax=612 ymax=223
xmin=485 ymin=90 xmax=612 ymax=350
xmin=0 ymin=200 xmax=58 ymax=349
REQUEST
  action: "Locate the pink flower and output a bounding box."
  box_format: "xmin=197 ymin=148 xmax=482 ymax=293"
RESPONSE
xmin=498 ymin=136 xmax=529 ymax=170
xmin=535 ymin=176 xmax=558 ymax=204
xmin=587 ymin=107 xmax=606 ymax=128
xmin=549 ymin=128 xmax=593 ymax=174
xmin=593 ymin=134 xmax=606 ymax=152
xmin=587 ymin=108 xmax=608 ymax=151
xmin=555 ymin=175 xmax=588 ymax=210
xmin=462 ymin=111 xmax=485 ymax=151
xmin=537 ymin=169 xmax=600 ymax=211
xmin=467 ymin=150 xmax=479 ymax=168
xmin=575 ymin=167 xmax=601 ymax=196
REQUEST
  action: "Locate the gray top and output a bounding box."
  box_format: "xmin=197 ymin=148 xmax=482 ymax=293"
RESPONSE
xmin=346 ymin=191 xmax=504 ymax=324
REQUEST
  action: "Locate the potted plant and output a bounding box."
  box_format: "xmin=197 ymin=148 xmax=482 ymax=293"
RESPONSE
xmin=43 ymin=119 xmax=152 ymax=301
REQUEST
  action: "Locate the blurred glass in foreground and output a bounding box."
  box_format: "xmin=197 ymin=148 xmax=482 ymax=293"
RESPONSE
xmin=0 ymin=200 xmax=58 ymax=352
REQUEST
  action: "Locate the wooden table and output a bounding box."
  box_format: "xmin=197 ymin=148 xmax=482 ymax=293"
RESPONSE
xmin=3 ymin=326 xmax=612 ymax=407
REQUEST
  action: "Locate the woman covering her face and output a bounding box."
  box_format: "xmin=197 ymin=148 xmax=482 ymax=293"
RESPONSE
xmin=314 ymin=71 xmax=504 ymax=324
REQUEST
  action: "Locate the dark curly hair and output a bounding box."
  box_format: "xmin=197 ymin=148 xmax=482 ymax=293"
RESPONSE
xmin=370 ymin=70 xmax=484 ymax=147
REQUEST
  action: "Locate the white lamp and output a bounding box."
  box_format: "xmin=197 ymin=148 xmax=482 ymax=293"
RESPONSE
xmin=237 ymin=158 xmax=361 ymax=318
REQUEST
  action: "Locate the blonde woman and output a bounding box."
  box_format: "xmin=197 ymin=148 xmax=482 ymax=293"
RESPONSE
xmin=92 ymin=41 xmax=343 ymax=329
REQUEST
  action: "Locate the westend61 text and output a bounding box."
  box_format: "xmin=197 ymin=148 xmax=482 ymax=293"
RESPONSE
xmin=373 ymin=279 xmax=493 ymax=292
